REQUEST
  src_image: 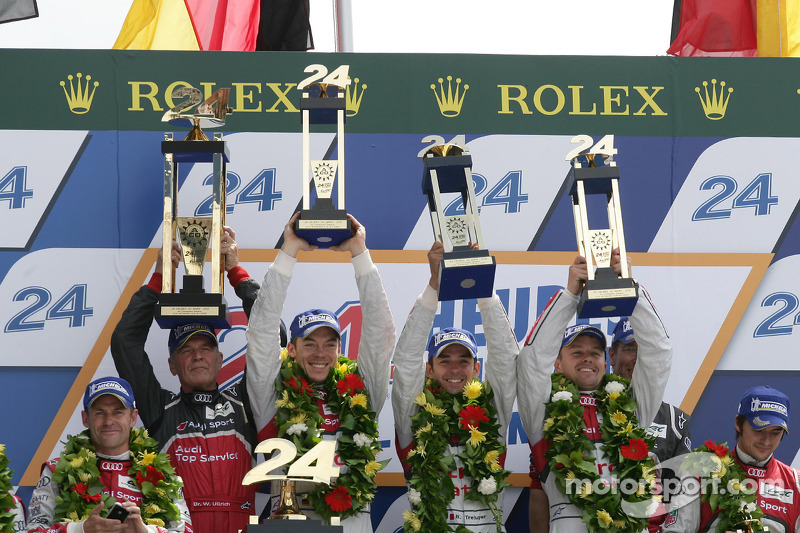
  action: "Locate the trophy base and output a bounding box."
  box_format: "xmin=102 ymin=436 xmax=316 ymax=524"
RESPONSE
xmin=155 ymin=293 xmax=231 ymax=329
xmin=438 ymin=249 xmax=496 ymax=301
xmin=248 ymin=520 xmax=343 ymax=532
xmin=577 ymin=268 xmax=639 ymax=318
xmin=295 ymin=209 xmax=352 ymax=249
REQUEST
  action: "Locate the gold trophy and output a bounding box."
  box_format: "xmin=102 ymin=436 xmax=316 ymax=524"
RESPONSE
xmin=422 ymin=142 xmax=496 ymax=301
xmin=567 ymin=134 xmax=638 ymax=318
xmin=242 ymin=439 xmax=344 ymax=531
xmin=154 ymin=86 xmax=233 ymax=329
xmin=294 ymin=81 xmax=352 ymax=247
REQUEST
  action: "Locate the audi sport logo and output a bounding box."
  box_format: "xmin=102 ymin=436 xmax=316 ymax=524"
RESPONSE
xmin=194 ymin=393 xmax=213 ymax=403
xmin=100 ymin=461 xmax=125 ymax=471
xmin=747 ymin=466 xmax=766 ymax=478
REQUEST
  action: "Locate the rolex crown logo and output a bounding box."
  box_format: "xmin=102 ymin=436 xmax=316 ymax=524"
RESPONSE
xmin=346 ymin=77 xmax=367 ymax=117
xmin=431 ymin=75 xmax=469 ymax=117
xmin=695 ymin=79 xmax=732 ymax=120
xmin=60 ymin=72 xmax=99 ymax=115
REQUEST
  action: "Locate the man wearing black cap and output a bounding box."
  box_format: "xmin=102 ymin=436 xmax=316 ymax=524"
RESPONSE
xmin=665 ymin=385 xmax=800 ymax=533
xmin=391 ymin=241 xmax=518 ymax=532
xmin=27 ymin=377 xmax=190 ymax=533
xmin=111 ymin=228 xmax=262 ymax=533
xmin=246 ymin=213 xmax=394 ymax=532
xmin=517 ymin=252 xmax=672 ymax=533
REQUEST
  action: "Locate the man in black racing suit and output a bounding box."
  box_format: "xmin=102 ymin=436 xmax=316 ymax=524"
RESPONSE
xmin=111 ymin=227 xmax=271 ymax=533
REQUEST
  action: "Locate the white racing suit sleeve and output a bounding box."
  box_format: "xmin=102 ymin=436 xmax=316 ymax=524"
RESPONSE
xmin=629 ymin=285 xmax=672 ymax=428
xmin=391 ymin=284 xmax=438 ymax=450
xmin=351 ymin=250 xmax=395 ymax=415
xmin=246 ymin=250 xmax=296 ymax=432
xmin=516 ymin=289 xmax=578 ymax=446
xmin=480 ymin=294 xmax=519 ymax=440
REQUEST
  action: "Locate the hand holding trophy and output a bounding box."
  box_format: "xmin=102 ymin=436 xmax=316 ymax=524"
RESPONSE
xmin=154 ymin=86 xmax=233 ymax=329
xmin=421 ymin=139 xmax=496 ymax=301
xmin=565 ymin=134 xmax=638 ymax=318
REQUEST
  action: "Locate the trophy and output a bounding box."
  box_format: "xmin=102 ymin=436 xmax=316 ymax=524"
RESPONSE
xmin=422 ymin=142 xmax=496 ymax=301
xmin=294 ymin=81 xmax=351 ymax=248
xmin=567 ymin=134 xmax=638 ymax=318
xmin=154 ymin=86 xmax=233 ymax=329
xmin=243 ymin=439 xmax=343 ymax=531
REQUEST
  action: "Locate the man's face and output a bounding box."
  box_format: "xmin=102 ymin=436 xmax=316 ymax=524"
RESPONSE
xmin=609 ymin=340 xmax=638 ymax=380
xmin=554 ymin=335 xmax=607 ymax=391
xmin=81 ymin=395 xmax=137 ymax=456
xmin=737 ymin=420 xmax=785 ymax=462
xmin=425 ymin=344 xmax=481 ymax=395
xmin=169 ymin=335 xmax=222 ymax=392
xmin=288 ymin=326 xmax=340 ymax=384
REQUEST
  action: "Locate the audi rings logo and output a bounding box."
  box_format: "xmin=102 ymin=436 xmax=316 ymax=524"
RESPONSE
xmin=101 ymin=461 xmax=125 ymax=471
xmin=747 ymin=466 xmax=767 ymax=478
xmin=194 ymin=393 xmax=213 ymax=403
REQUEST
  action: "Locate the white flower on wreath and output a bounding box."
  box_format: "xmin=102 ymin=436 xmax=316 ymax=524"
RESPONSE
xmin=353 ymin=433 xmax=372 ymax=447
xmin=739 ymin=501 xmax=757 ymax=514
xmin=477 ymin=477 xmax=497 ymax=495
xmin=605 ymin=381 xmax=625 ymax=395
xmin=407 ymin=488 xmax=422 ymax=505
xmin=551 ymin=391 xmax=573 ymax=403
xmin=286 ymin=423 xmax=308 ymax=436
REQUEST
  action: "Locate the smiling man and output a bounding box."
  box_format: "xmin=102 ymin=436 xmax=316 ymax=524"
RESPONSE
xmin=517 ymin=252 xmax=672 ymax=532
xmin=245 ymin=212 xmax=395 ymax=532
xmin=665 ymin=386 xmax=800 ymax=533
xmin=391 ymin=241 xmax=518 ymax=532
xmin=111 ymin=228 xmax=262 ymax=533
xmin=27 ymin=377 xmax=190 ymax=533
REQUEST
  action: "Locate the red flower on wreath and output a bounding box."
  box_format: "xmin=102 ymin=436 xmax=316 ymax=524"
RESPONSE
xmin=324 ymin=484 xmax=352 ymax=513
xmin=72 ymin=482 xmax=102 ymax=503
xmin=704 ymin=440 xmax=729 ymax=457
xmin=458 ymin=404 xmax=490 ymax=430
xmin=136 ymin=465 xmax=165 ymax=487
xmin=286 ymin=376 xmax=313 ymax=396
xmin=620 ymin=437 xmax=649 ymax=460
xmin=336 ymin=373 xmax=365 ymax=397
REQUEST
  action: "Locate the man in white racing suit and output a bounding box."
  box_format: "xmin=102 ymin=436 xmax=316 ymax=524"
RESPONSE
xmin=518 ymin=252 xmax=672 ymax=533
xmin=392 ymin=241 xmax=518 ymax=532
xmin=245 ymin=212 xmax=395 ymax=533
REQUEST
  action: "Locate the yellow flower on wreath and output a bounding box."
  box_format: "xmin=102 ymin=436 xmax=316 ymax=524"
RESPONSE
xmin=543 ymin=417 xmax=555 ymax=431
xmin=414 ymin=392 xmax=427 ymax=407
xmin=78 ymin=472 xmax=92 ymax=482
xmin=338 ymin=362 xmax=349 ymax=374
xmin=463 ymin=380 xmax=482 ymax=400
xmin=350 ymin=393 xmax=368 ymax=408
xmin=610 ymin=410 xmax=627 ymax=425
xmin=144 ymin=503 xmax=162 ymax=515
xmin=364 ymin=460 xmax=383 ymax=477
xmin=289 ymin=413 xmax=308 ymax=424
xmin=147 ymin=518 xmax=165 ymax=527
xmin=275 ymin=390 xmax=294 ymax=409
xmin=140 ymin=451 xmax=157 ymax=466
xmin=484 ymin=449 xmax=500 ymax=464
xmin=597 ymin=509 xmax=613 ymax=528
xmin=424 ymin=403 xmax=446 ymax=416
xmin=402 ymin=509 xmax=422 ymax=531
xmin=467 ymin=427 xmax=487 ymax=446
xmin=415 ymin=422 xmax=433 ymax=438
xmin=69 ymin=456 xmax=85 ymax=468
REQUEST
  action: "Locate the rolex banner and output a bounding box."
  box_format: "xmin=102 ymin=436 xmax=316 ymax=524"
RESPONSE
xmin=2 ymin=50 xmax=800 ymax=531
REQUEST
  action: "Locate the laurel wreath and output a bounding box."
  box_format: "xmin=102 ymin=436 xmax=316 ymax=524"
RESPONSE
xmin=274 ymin=349 xmax=388 ymax=522
xmin=403 ymin=378 xmax=510 ymax=533
xmin=544 ymin=373 xmax=658 ymax=533
xmin=52 ymin=428 xmax=182 ymax=528
xmin=0 ymin=444 xmax=16 ymax=533
xmin=680 ymin=441 xmax=765 ymax=532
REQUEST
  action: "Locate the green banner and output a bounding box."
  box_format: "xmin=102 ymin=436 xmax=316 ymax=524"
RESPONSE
xmin=1 ymin=49 xmax=797 ymax=136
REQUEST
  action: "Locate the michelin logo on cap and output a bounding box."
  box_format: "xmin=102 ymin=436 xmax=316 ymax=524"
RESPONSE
xmin=298 ymin=313 xmax=336 ymax=327
xmin=751 ymin=397 xmax=789 ymax=416
xmin=434 ymin=331 xmax=471 ymax=345
xmin=89 ymin=380 xmax=128 ymax=396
